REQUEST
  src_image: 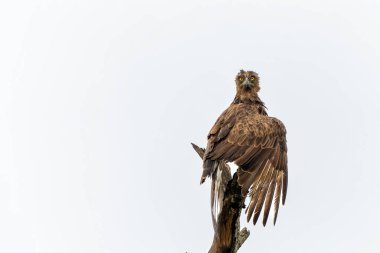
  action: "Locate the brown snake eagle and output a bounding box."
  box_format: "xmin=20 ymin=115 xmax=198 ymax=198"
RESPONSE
xmin=200 ymin=70 xmax=288 ymax=227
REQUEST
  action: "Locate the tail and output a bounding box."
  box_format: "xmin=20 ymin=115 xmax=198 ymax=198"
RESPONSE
xmin=200 ymin=159 xmax=219 ymax=184
xmin=210 ymin=162 xmax=231 ymax=231
xmin=190 ymin=143 xmax=216 ymax=184
xmin=190 ymin=143 xmax=231 ymax=231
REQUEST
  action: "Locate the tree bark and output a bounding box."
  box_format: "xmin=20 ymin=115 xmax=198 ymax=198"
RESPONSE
xmin=192 ymin=143 xmax=250 ymax=253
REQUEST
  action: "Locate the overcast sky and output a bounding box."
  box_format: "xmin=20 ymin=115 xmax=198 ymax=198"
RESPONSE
xmin=1 ymin=0 xmax=380 ymax=252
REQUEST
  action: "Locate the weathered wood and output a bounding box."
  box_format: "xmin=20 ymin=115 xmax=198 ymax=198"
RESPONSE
xmin=192 ymin=143 xmax=250 ymax=253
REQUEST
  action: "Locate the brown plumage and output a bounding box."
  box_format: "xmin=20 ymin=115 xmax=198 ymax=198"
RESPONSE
xmin=201 ymin=70 xmax=288 ymax=226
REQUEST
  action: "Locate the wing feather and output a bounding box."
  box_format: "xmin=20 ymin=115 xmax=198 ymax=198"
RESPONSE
xmin=262 ymin=168 xmax=278 ymax=226
xmin=282 ymin=154 xmax=288 ymax=205
xmin=252 ymin=162 xmax=275 ymax=225
xmin=245 ymin=161 xmax=270 ymax=222
xmin=238 ymin=149 xmax=272 ymax=195
xmin=273 ymin=170 xmax=283 ymax=225
xmin=262 ymin=148 xmax=281 ymax=226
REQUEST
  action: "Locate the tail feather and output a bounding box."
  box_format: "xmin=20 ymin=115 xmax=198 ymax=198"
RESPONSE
xmin=210 ymin=162 xmax=231 ymax=231
xmin=201 ymin=159 xmax=219 ymax=184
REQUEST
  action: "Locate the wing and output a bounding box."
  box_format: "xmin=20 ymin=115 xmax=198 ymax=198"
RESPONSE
xmin=203 ymin=104 xmax=288 ymax=226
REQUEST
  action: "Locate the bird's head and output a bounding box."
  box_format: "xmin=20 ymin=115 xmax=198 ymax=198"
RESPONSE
xmin=234 ymin=70 xmax=260 ymax=103
xmin=235 ymin=69 xmax=260 ymax=93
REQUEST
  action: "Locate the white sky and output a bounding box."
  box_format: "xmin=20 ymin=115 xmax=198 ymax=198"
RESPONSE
xmin=1 ymin=0 xmax=380 ymax=252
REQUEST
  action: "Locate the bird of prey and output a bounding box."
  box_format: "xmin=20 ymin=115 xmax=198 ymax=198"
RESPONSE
xmin=200 ymin=70 xmax=288 ymax=226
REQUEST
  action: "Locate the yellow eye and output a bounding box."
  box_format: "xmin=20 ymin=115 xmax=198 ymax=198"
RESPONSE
xmin=249 ymin=76 xmax=255 ymax=81
xmin=239 ymin=77 xmax=244 ymax=81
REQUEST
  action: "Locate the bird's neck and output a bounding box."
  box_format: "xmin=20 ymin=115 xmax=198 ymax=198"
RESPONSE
xmin=232 ymin=93 xmax=268 ymax=115
xmin=233 ymin=89 xmax=260 ymax=104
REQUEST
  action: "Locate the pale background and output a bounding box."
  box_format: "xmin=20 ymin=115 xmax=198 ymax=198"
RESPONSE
xmin=1 ymin=0 xmax=380 ymax=252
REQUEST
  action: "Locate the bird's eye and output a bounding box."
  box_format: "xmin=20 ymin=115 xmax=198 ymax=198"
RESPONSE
xmin=239 ymin=77 xmax=244 ymax=81
xmin=249 ymin=76 xmax=255 ymax=81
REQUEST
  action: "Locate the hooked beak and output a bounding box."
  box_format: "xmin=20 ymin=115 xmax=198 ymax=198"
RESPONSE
xmin=241 ymin=79 xmax=253 ymax=89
